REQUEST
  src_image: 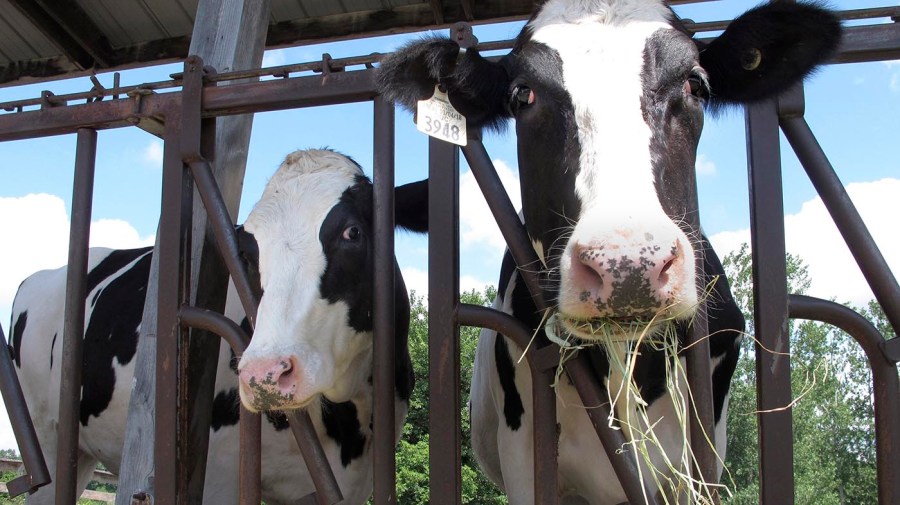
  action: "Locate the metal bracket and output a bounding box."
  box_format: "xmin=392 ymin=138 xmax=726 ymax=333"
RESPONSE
xmin=882 ymin=337 xmax=900 ymax=365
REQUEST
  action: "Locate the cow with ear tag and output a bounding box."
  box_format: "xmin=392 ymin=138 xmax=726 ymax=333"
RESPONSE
xmin=10 ymin=149 xmax=428 ymax=504
xmin=378 ymin=1 xmax=840 ymax=503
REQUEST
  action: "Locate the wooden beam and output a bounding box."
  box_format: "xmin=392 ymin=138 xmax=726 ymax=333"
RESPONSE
xmin=115 ymin=1 xmax=271 ymax=504
xmin=461 ymin=0 xmax=475 ymax=21
xmin=7 ymin=0 xmax=112 ymax=69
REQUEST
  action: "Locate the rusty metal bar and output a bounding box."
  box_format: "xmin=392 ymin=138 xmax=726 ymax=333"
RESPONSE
xmin=428 ymin=136 xmax=461 ymax=505
xmin=187 ymin=159 xmax=260 ymax=322
xmin=155 ymin=115 xmax=192 ymax=505
xmin=788 ymin=295 xmax=900 ymax=505
xmin=566 ymin=355 xmax=661 ymax=505
xmin=458 ymin=304 xmax=559 ymax=505
xmin=54 ymin=127 xmax=97 ymax=505
xmin=0 ymin=323 xmax=50 ymax=496
xmin=176 ymin=306 xmax=260 ymax=505
xmin=286 ymin=411 xmax=344 ymax=505
xmin=778 ymin=111 xmax=900 ymax=337
xmin=461 ymin=136 xmax=547 ymax=311
xmin=372 ymin=96 xmax=397 ymax=504
xmin=745 ymin=97 xmax=794 ymax=504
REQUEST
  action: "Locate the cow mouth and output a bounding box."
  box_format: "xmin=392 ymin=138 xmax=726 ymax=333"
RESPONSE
xmin=547 ymin=312 xmax=661 ymax=343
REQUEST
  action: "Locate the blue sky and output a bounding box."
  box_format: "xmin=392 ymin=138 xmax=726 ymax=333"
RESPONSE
xmin=0 ymin=1 xmax=898 ymax=449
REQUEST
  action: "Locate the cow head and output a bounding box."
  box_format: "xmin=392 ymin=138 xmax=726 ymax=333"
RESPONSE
xmin=377 ymin=1 xmax=839 ymax=338
xmin=237 ymin=149 xmax=427 ymax=412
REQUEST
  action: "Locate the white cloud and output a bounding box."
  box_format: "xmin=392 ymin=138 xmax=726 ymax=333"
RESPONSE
xmin=695 ymin=154 xmax=717 ymax=176
xmin=0 ymin=194 xmax=154 ymax=332
xmin=142 ymin=140 xmax=163 ymax=167
xmin=262 ymin=49 xmax=288 ymax=69
xmin=459 ymin=159 xmax=522 ymax=258
xmin=710 ymin=178 xmax=900 ymax=307
xmin=885 ymin=60 xmax=900 ymax=93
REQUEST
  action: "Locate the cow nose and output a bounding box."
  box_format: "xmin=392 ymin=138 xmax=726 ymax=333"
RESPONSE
xmin=572 ymin=239 xmax=683 ymax=316
xmin=238 ymin=356 xmax=300 ymax=411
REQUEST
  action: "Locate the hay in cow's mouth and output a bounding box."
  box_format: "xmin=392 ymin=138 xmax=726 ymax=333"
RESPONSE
xmin=541 ymin=297 xmax=729 ymax=503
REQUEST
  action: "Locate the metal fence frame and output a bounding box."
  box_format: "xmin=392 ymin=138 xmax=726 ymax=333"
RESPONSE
xmin=0 ymin=11 xmax=897 ymax=505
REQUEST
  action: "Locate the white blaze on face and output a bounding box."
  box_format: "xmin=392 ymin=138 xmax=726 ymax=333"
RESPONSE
xmin=529 ymin=0 xmax=698 ymax=324
xmin=238 ymin=150 xmax=371 ymax=409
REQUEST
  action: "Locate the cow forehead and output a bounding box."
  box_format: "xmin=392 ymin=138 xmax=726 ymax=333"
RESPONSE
xmin=245 ymin=150 xmax=363 ymax=243
xmin=526 ymin=0 xmax=675 ymax=210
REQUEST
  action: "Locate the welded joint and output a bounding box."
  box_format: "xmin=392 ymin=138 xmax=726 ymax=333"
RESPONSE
xmin=532 ymin=345 xmax=561 ymax=372
xmin=777 ymin=82 xmax=805 ymax=119
xmin=130 ymin=491 xmax=153 ymax=505
xmin=881 ymin=337 xmax=900 ymax=365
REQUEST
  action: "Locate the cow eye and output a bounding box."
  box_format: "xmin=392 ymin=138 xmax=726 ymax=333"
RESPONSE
xmin=510 ymin=85 xmax=535 ymax=112
xmin=342 ymin=225 xmax=361 ymax=241
xmin=685 ymin=69 xmax=709 ymax=101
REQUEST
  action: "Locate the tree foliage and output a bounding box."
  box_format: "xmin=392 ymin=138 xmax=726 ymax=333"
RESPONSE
xmin=721 ymin=244 xmax=889 ymax=505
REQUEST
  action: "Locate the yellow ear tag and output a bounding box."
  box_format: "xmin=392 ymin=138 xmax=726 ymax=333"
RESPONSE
xmin=416 ymin=85 xmax=467 ymax=146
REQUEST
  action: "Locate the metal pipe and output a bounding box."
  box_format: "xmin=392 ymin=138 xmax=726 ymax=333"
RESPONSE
xmin=745 ymin=98 xmax=795 ymax=504
xmin=458 ymin=304 xmax=559 ymax=505
xmin=187 ymin=159 xmax=260 ymax=323
xmin=788 ymin=295 xmax=900 ymax=505
xmin=286 ymin=411 xmax=344 ymax=505
xmin=461 ymin=137 xmax=547 ymax=311
xmin=0 ymin=324 xmax=50 ymax=496
xmin=176 ymin=306 xmax=260 ymax=505
xmin=566 ymin=356 xmax=661 ymax=505
xmin=428 ymin=136 xmax=462 ymax=505
xmin=54 ymin=128 xmax=97 ymax=505
xmin=780 ymin=115 xmax=900 ymax=338
xmin=372 ymin=96 xmax=397 ymax=504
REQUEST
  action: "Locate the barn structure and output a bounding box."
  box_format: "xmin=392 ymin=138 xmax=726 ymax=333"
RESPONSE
xmin=0 ymin=1 xmax=897 ymax=504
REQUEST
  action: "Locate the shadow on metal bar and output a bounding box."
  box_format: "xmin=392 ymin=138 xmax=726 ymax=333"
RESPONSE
xmin=0 ymin=324 xmax=50 ymax=496
xmin=788 ymin=295 xmax=900 ymax=505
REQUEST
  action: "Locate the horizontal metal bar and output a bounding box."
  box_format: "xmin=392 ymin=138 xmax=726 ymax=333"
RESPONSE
xmin=178 ymin=306 xmax=250 ymax=354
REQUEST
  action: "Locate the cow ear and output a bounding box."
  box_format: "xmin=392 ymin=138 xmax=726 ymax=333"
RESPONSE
xmin=700 ymin=2 xmax=841 ymax=109
xmin=376 ymin=38 xmax=511 ymax=131
xmin=236 ymin=226 xmax=263 ymax=298
xmin=394 ymin=179 xmax=428 ymax=233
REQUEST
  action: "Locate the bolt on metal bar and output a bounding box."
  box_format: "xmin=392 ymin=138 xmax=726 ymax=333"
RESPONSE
xmin=176 ymin=306 xmax=260 ymax=505
xmin=745 ymin=98 xmax=795 ymax=504
xmin=372 ymin=96 xmax=398 ymax=504
xmin=458 ymin=304 xmax=559 ymax=505
xmin=788 ymin=295 xmax=900 ymax=505
xmin=428 ymin=136 xmax=462 ymax=505
xmin=779 ymin=113 xmax=900 ymax=338
xmin=286 ymin=411 xmax=344 ymax=505
xmin=0 ymin=328 xmax=50 ymax=496
xmin=55 ymin=128 xmax=97 ymax=505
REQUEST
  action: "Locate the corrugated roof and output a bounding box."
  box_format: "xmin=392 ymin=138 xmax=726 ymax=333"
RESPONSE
xmin=0 ymin=0 xmax=535 ymax=87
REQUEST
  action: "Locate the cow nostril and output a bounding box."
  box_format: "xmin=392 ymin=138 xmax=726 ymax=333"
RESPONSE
xmin=658 ymin=256 xmax=676 ymax=284
xmin=277 ymin=358 xmax=296 ymax=389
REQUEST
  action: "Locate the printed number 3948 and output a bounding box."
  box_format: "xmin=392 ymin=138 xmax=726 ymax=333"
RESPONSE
xmin=424 ymin=116 xmax=460 ymax=141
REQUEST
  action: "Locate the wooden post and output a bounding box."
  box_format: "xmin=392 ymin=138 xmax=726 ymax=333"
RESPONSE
xmin=116 ymin=1 xmax=270 ymax=503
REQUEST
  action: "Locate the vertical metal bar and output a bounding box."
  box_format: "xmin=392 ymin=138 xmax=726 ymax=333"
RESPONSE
xmin=780 ymin=115 xmax=900 ymax=336
xmin=373 ymin=96 xmax=397 ymax=504
xmin=428 ymin=137 xmax=461 ymax=505
xmin=684 ymin=164 xmax=717 ymax=496
xmin=745 ymin=98 xmax=794 ymax=504
xmin=0 ymin=324 xmax=50 ymax=496
xmin=531 ymin=367 xmax=559 ymax=505
xmin=54 ymin=128 xmax=97 ymax=505
xmin=156 ymin=118 xmax=192 ymax=505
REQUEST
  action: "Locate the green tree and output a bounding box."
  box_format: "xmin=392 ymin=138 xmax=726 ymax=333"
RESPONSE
xmin=395 ymin=287 xmax=507 ymax=504
xmin=721 ymin=244 xmax=884 ymax=505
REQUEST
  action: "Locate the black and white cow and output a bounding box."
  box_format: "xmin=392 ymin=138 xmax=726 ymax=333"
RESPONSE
xmin=10 ymin=149 xmax=428 ymax=504
xmin=378 ymin=1 xmax=840 ymax=503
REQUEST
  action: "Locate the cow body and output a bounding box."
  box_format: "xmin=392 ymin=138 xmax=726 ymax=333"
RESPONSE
xmin=378 ymin=1 xmax=840 ymax=502
xmin=10 ymin=149 xmax=427 ymax=504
